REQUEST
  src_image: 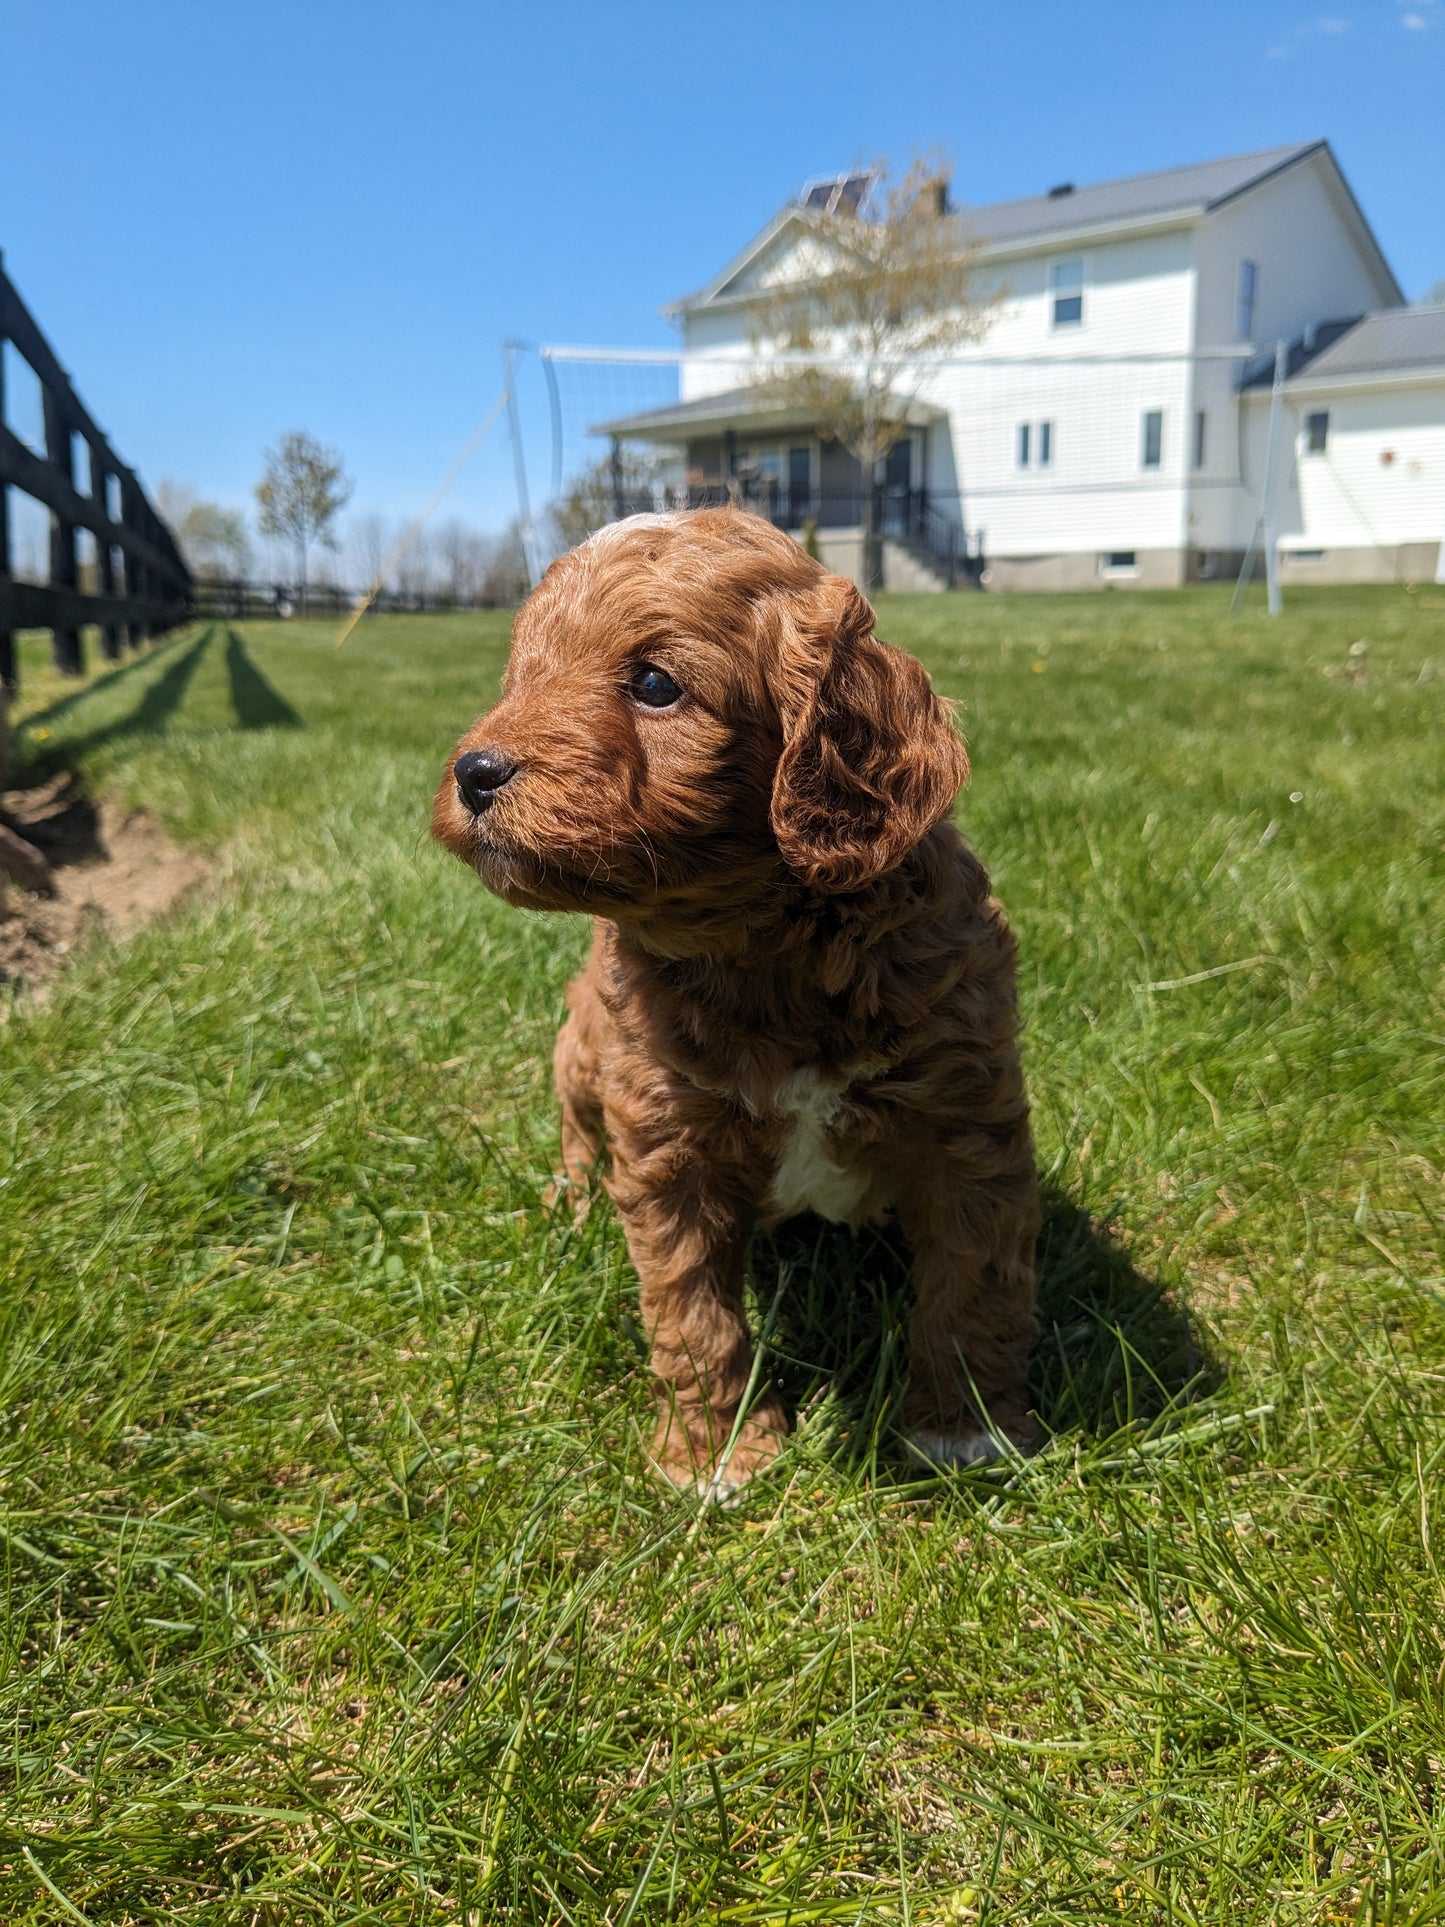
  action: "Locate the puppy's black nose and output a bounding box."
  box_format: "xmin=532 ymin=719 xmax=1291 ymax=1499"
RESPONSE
xmin=454 ymin=748 xmax=517 ymax=814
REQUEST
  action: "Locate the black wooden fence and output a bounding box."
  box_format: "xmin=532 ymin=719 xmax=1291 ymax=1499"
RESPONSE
xmin=0 ymin=254 xmax=191 ymax=691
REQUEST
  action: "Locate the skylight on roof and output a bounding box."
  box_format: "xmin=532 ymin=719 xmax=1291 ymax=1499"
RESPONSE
xmin=799 ymin=172 xmax=877 ymax=217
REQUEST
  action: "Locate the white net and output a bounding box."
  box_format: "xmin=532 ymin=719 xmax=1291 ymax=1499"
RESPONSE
xmin=509 ymin=345 xmax=1258 ymax=580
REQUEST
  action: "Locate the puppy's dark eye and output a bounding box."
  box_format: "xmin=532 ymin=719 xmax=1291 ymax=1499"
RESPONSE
xmin=629 ymin=664 xmax=683 ymax=709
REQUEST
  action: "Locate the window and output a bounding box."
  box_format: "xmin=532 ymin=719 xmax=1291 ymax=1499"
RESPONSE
xmin=1018 ymin=422 xmax=1053 ymax=468
xmin=787 ymin=446 xmax=812 ymax=521
xmin=1305 ymin=411 xmax=1329 ymax=453
xmin=1236 ymin=260 xmax=1258 ymax=342
xmin=1049 ymin=257 xmax=1084 ymax=327
xmin=1141 ymin=410 xmax=1163 ymax=470
xmin=1102 ymin=551 xmax=1138 ymax=574
xmin=1193 ymin=409 xmax=1207 ymax=470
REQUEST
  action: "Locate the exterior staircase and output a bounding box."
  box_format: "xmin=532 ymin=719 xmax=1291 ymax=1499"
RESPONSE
xmin=881 ymin=533 xmax=964 ymax=593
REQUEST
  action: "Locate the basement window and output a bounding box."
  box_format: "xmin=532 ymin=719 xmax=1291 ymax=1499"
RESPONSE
xmin=1101 ymin=551 xmax=1138 ymax=576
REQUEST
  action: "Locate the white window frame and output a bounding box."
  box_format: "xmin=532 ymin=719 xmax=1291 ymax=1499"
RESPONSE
xmin=1048 ymin=256 xmax=1086 ymax=330
xmin=1100 ymin=550 xmax=1139 ymax=579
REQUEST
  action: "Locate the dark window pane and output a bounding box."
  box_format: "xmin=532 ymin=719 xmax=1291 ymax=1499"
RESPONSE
xmin=1236 ymin=260 xmax=1258 ymax=341
xmin=1306 ymin=411 xmax=1329 ymax=453
xmin=1038 ymin=421 xmax=1053 ymax=466
xmin=1017 ymin=423 xmax=1031 ymax=467
xmin=1194 ymin=410 xmax=1207 ymax=469
xmin=1053 ymin=293 xmax=1083 ymax=326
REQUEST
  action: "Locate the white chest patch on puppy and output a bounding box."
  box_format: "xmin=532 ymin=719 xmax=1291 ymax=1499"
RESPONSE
xmin=765 ymin=1069 xmax=867 ymax=1225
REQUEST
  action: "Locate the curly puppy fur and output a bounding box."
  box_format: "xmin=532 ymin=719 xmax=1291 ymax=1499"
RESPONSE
xmin=432 ymin=508 xmax=1039 ymax=1497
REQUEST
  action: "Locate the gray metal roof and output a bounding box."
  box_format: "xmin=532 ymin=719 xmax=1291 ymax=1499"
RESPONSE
xmin=591 ymin=387 xmax=811 ymax=439
xmin=957 ymin=141 xmax=1324 ymax=249
xmin=592 ymin=384 xmax=942 ymax=441
xmin=1285 ymin=306 xmax=1445 ymax=383
xmin=671 ymin=139 xmax=1401 ymax=315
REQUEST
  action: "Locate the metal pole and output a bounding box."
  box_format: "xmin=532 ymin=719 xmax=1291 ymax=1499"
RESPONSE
xmin=1262 ymin=338 xmax=1286 ymax=617
xmin=503 ymin=340 xmax=539 ymax=590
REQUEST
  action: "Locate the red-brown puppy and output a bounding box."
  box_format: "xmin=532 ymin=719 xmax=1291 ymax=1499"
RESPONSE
xmin=433 ymin=507 xmax=1038 ymax=1499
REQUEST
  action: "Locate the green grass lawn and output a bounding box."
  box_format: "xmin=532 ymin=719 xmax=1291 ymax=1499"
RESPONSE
xmin=1 ymin=584 xmax=1442 ymax=1924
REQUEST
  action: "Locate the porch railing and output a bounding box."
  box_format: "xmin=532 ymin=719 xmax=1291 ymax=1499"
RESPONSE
xmin=597 ymin=483 xmax=984 ymax=585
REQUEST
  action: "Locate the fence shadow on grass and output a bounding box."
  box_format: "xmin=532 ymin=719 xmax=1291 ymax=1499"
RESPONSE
xmin=17 ymin=625 xmax=217 ymax=776
xmin=751 ymin=1183 xmax=1218 ymax=1473
xmin=15 ymin=625 xmax=206 ymax=748
xmin=224 ymin=628 xmax=303 ymax=730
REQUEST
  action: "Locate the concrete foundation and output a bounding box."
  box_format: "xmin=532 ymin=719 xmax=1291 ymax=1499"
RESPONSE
xmin=789 ymin=533 xmax=1445 ymax=594
xmin=981 ymin=548 xmax=1188 ymax=592
xmin=1279 ymin=540 xmax=1442 ymax=585
xmin=789 ymin=529 xmax=952 ymax=593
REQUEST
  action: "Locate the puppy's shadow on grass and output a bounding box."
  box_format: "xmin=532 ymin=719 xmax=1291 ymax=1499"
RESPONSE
xmin=751 ymin=1184 xmax=1218 ymax=1471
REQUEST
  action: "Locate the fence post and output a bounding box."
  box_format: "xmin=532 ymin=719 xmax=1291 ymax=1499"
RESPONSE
xmin=0 ymin=317 xmax=10 ymax=695
xmin=91 ymin=445 xmax=120 ymax=659
xmin=42 ymin=385 xmax=83 ymax=674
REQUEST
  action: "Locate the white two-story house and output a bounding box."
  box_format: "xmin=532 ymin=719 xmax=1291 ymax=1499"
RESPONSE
xmin=597 ymin=141 xmax=1429 ymax=590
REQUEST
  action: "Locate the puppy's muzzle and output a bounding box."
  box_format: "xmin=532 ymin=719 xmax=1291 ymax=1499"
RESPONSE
xmin=455 ymin=748 xmax=518 ymax=815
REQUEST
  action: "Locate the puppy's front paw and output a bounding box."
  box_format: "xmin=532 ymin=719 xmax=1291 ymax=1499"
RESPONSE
xmin=542 ymin=1171 xmax=593 ymax=1217
xmin=903 ymin=1424 xmax=1031 ymax=1470
xmin=651 ymin=1404 xmax=788 ymax=1504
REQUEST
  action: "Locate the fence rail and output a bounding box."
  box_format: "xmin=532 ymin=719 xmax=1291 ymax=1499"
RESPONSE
xmin=189 ymin=579 xmax=519 ymax=620
xmin=0 ymin=254 xmax=191 ymax=690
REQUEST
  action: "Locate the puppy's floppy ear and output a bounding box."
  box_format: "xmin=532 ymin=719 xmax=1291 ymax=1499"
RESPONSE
xmin=769 ymin=572 xmax=969 ymax=892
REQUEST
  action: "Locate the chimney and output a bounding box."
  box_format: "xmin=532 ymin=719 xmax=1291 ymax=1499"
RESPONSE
xmin=1047 ymin=182 xmax=1076 ymax=199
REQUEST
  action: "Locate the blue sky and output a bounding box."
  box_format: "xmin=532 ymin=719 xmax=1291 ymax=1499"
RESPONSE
xmin=2 ymin=0 xmax=1442 ymax=542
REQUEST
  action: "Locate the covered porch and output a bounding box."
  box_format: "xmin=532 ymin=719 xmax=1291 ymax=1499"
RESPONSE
xmin=591 ymin=387 xmax=980 ymax=587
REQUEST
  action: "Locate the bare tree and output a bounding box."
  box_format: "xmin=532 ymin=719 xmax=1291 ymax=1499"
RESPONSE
xmin=435 ymin=517 xmax=488 ymax=606
xmin=255 ymin=431 xmax=352 ymax=614
xmin=348 ymin=511 xmax=390 ymax=597
xmin=745 ymin=155 xmax=996 ymax=587
xmin=550 ymin=449 xmax=658 ymax=553
xmin=185 ymin=505 xmax=251 ymax=580
xmin=477 ymin=520 xmax=531 ymax=606
xmin=393 ymin=527 xmax=434 ymax=608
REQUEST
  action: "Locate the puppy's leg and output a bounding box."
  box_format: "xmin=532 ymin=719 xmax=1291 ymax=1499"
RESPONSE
xmin=550 ymin=961 xmax=608 ymax=1202
xmin=607 ymin=1103 xmax=787 ymax=1500
xmin=896 ymin=1147 xmax=1040 ymax=1468
xmin=553 ymin=1011 xmax=605 ymax=1187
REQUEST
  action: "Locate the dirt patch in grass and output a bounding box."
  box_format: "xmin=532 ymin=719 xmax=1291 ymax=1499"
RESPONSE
xmin=0 ymin=773 xmax=211 ymax=996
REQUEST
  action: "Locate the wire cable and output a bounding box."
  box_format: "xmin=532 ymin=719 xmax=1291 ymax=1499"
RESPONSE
xmin=333 ymin=387 xmax=510 ymax=649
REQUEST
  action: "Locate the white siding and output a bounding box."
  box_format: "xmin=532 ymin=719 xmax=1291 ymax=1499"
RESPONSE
xmin=921 ymin=230 xmax=1195 ymax=556
xmin=1289 ymin=381 xmax=1445 ymax=548
xmin=1188 ymin=151 xmax=1399 ymax=551
xmin=670 ymin=149 xmax=1412 ymax=574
